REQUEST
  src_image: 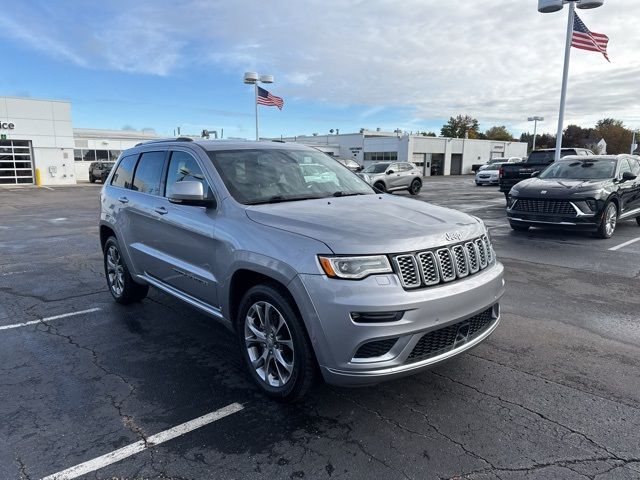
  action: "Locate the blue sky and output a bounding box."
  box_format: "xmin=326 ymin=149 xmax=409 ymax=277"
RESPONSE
xmin=2 ymin=1 xmax=638 ymax=139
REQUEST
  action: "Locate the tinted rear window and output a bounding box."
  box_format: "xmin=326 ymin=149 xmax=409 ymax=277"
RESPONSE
xmin=526 ymin=150 xmax=576 ymax=164
xmin=110 ymin=155 xmax=137 ymax=189
xmin=132 ymin=151 xmax=165 ymax=195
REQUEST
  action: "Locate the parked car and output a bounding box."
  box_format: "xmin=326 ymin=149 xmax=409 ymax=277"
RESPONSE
xmin=359 ymin=161 xmax=423 ymax=195
xmin=499 ymin=148 xmax=594 ymax=199
xmin=475 ymin=163 xmax=505 ymax=186
xmin=100 ymin=139 xmax=504 ymax=401
xmin=89 ymin=161 xmax=115 ymax=183
xmin=507 ymin=155 xmax=640 ymax=238
xmin=478 ymin=157 xmax=522 ymax=172
xmin=335 ymin=157 xmax=362 ymax=172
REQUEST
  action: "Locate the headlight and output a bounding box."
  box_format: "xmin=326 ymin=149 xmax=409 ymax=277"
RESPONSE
xmin=318 ymin=255 xmax=392 ymax=279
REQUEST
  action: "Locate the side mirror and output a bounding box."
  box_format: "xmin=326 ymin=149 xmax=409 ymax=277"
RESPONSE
xmin=168 ymin=181 xmax=215 ymax=208
xmin=356 ymin=166 xmax=364 ymax=172
xmin=622 ymin=171 xmax=637 ymax=182
xmin=386 ymin=170 xmax=394 ymax=175
xmin=531 ymin=171 xmax=540 ymax=177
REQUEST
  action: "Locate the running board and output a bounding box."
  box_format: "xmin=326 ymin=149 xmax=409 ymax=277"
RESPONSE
xmin=137 ymin=273 xmax=230 ymax=326
xmin=619 ymin=207 xmax=640 ymax=220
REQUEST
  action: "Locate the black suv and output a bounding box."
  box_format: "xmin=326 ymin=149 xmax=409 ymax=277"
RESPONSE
xmin=506 ymin=155 xmax=640 ymax=238
xmin=89 ymin=161 xmax=115 ymax=183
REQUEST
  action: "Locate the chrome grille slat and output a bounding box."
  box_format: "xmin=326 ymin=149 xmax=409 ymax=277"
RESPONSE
xmin=436 ymin=248 xmax=456 ymax=282
xmin=465 ymin=242 xmax=479 ymax=274
xmin=512 ymin=198 xmax=576 ymax=215
xmin=417 ymin=251 xmax=440 ymax=285
xmin=393 ymin=254 xmax=421 ymax=288
xmin=392 ymin=235 xmax=494 ymax=290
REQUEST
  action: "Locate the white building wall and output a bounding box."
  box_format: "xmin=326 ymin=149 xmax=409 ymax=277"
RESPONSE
xmin=1 ymin=97 xmax=75 ymax=186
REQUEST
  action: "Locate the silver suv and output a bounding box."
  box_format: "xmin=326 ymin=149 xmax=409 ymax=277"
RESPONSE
xmin=359 ymin=161 xmax=423 ymax=195
xmin=100 ymin=139 xmax=504 ymax=401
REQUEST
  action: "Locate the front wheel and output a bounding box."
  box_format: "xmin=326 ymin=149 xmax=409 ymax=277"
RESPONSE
xmin=636 ymin=217 xmax=640 ymax=226
xmin=103 ymin=237 xmax=149 ymax=304
xmin=409 ymin=179 xmax=422 ymax=195
xmin=237 ymin=284 xmax=316 ymax=402
xmin=373 ymin=182 xmax=386 ymax=193
xmin=595 ymin=202 xmax=618 ymax=239
xmin=89 ymin=175 xmax=95 ymax=183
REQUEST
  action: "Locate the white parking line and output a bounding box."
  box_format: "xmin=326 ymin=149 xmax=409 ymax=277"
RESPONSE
xmin=41 ymin=402 xmax=245 ymax=480
xmin=608 ymin=236 xmax=640 ymax=251
xmin=0 ymin=308 xmax=101 ymax=331
xmin=41 ymin=186 xmax=54 ymax=191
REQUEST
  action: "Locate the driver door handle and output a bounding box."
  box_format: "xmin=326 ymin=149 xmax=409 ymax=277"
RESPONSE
xmin=118 ymin=196 xmax=129 ymax=204
xmin=154 ymin=206 xmax=168 ymax=215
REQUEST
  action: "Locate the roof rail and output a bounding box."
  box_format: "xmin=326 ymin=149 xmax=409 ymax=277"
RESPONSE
xmin=135 ymin=137 xmax=194 ymax=147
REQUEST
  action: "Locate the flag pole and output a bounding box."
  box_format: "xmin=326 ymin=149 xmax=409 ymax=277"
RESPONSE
xmin=554 ymin=1 xmax=576 ymax=162
xmin=254 ymin=83 xmax=259 ymax=141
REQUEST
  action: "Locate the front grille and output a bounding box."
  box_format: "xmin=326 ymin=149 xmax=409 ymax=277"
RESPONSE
xmin=354 ymin=338 xmax=398 ymax=359
xmin=393 ymin=235 xmax=494 ymax=290
xmin=512 ymin=199 xmax=576 ymax=216
xmin=407 ymin=307 xmax=495 ymax=362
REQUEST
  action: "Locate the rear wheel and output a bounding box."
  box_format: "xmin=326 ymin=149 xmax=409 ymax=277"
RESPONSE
xmin=595 ymin=202 xmax=617 ymax=239
xmin=103 ymin=237 xmax=148 ymax=304
xmin=237 ymin=284 xmax=316 ymax=402
xmin=409 ymin=179 xmax=422 ymax=195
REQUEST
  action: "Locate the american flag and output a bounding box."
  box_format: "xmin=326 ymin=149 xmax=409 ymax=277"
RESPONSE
xmin=572 ymin=13 xmax=609 ymax=62
xmin=257 ymin=86 xmax=284 ymax=110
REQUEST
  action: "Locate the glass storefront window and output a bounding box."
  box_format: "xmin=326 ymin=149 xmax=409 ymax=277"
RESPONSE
xmin=74 ymin=149 xmax=83 ymax=162
xmin=82 ymin=150 xmax=96 ymax=162
xmin=96 ymin=150 xmax=109 ymax=161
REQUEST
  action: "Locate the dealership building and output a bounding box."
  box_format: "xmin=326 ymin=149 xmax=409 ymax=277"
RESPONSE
xmin=0 ymin=96 xmax=159 ymax=186
xmin=278 ymin=131 xmax=528 ymax=176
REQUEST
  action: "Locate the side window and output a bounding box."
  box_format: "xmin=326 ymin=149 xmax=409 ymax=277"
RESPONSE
xmin=618 ymin=159 xmax=632 ymax=178
xmin=110 ymin=154 xmax=137 ymax=189
xmin=132 ymin=151 xmax=165 ymax=196
xmin=400 ymin=163 xmax=413 ymax=172
xmin=165 ymin=151 xmax=209 ymax=197
xmin=387 ymin=163 xmax=399 ymax=173
xmin=629 ymin=159 xmax=640 ymax=176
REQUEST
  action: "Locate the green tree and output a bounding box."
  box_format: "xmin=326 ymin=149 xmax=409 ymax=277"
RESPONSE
xmin=485 ymin=125 xmax=512 ymax=141
xmin=595 ymin=118 xmax=633 ymax=154
xmin=420 ymin=131 xmax=437 ymax=137
xmin=440 ymin=115 xmax=480 ymax=138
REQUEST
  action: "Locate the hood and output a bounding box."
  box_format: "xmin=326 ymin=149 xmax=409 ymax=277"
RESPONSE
xmin=245 ymin=195 xmax=484 ymax=254
xmin=513 ymin=178 xmax=608 ymax=198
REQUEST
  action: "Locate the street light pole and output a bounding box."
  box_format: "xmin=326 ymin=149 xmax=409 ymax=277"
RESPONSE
xmin=528 ymin=116 xmax=544 ymax=151
xmin=631 ymin=130 xmax=638 ymax=155
xmin=244 ymin=72 xmax=274 ymax=141
xmin=554 ymin=0 xmax=576 ymax=162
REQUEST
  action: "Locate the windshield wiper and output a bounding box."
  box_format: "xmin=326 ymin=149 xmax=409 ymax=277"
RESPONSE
xmin=332 ymin=191 xmax=366 ymax=197
xmin=247 ymin=195 xmax=323 ymax=205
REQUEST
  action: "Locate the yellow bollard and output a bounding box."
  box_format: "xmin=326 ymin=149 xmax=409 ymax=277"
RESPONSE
xmin=35 ymin=168 xmax=42 ymax=186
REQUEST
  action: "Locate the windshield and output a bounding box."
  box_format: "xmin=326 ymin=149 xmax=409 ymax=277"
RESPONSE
xmin=207 ymin=149 xmax=374 ymax=205
xmin=363 ymin=162 xmax=391 ymax=174
xmin=526 ymin=150 xmax=575 ymax=164
xmin=538 ymin=159 xmax=616 ymax=180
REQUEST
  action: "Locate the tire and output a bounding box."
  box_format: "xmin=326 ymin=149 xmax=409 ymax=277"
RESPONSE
xmin=408 ymin=179 xmax=422 ymax=195
xmin=636 ymin=217 xmax=640 ymax=226
xmin=89 ymin=175 xmax=95 ymax=183
xmin=595 ymin=202 xmax=618 ymax=239
xmin=373 ymin=182 xmax=386 ymax=193
xmin=509 ymin=222 xmax=529 ymax=232
xmin=475 ymin=182 xmax=481 ymax=186
xmin=103 ymin=237 xmax=149 ymax=304
xmin=237 ymin=284 xmax=316 ymax=402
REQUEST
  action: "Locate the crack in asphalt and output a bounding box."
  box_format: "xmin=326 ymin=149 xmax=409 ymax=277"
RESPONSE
xmin=329 ymin=388 xmax=490 ymax=478
xmin=37 ymin=318 xmax=150 ymax=448
xmin=16 ymin=455 xmax=31 ymax=480
xmin=0 ymin=286 xmax=105 ymax=307
xmin=427 ymin=370 xmax=637 ymax=466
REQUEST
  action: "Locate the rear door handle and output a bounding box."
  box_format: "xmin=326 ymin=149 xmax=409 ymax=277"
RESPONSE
xmin=118 ymin=196 xmax=129 ymax=204
xmin=154 ymin=206 xmax=168 ymax=215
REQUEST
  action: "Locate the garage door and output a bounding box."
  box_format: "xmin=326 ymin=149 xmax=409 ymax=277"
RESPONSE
xmin=0 ymin=140 xmax=34 ymax=185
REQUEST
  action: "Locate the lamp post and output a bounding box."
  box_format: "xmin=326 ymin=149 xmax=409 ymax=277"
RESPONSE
xmin=243 ymin=72 xmax=274 ymax=140
xmin=631 ymin=130 xmax=638 ymax=155
xmin=527 ymin=116 xmax=544 ymax=151
xmin=538 ymin=0 xmax=604 ymax=161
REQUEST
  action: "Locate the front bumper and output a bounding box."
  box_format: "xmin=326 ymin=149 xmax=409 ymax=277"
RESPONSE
xmin=296 ymin=261 xmax=505 ymax=386
xmin=507 ymin=204 xmax=601 ymax=230
xmin=476 ymin=177 xmax=499 ymax=185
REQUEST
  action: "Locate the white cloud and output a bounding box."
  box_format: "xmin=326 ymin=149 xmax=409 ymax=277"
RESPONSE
xmin=3 ymin=0 xmax=639 ymax=131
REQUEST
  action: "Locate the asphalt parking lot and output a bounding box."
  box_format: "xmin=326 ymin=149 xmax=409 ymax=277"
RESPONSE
xmin=1 ymin=177 xmax=639 ymax=480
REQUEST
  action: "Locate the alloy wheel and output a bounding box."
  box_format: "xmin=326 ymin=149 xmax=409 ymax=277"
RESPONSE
xmin=106 ymin=245 xmax=125 ymax=296
xmin=244 ymin=301 xmax=295 ymax=387
xmin=605 ymin=204 xmax=617 ymax=237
